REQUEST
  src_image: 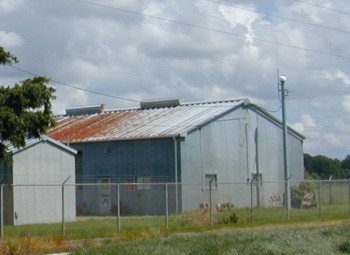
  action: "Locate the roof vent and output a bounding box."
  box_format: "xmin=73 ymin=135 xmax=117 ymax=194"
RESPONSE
xmin=66 ymin=104 xmax=105 ymax=116
xmin=140 ymin=98 xmax=181 ymax=109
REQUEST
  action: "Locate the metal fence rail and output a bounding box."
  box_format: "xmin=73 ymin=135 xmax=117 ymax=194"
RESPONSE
xmin=0 ymin=180 xmax=349 ymax=237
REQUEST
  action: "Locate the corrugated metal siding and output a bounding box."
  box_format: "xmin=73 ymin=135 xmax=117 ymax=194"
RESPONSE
xmin=12 ymin=141 xmax=76 ymax=225
xmin=180 ymin=106 xmax=305 ymax=211
xmin=47 ymin=100 xmax=244 ymax=143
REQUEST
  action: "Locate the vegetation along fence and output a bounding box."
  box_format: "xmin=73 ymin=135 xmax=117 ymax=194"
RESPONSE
xmin=0 ymin=179 xmax=349 ymax=237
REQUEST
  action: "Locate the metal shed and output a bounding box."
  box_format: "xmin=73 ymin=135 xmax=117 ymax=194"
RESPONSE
xmin=47 ymin=99 xmax=305 ymax=215
xmin=0 ymin=136 xmax=77 ymax=225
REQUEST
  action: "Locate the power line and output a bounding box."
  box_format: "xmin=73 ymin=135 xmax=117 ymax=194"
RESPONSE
xmin=9 ymin=65 xmax=350 ymax=108
xmin=288 ymin=97 xmax=350 ymax=103
xmin=8 ymin=65 xmax=140 ymax=103
xmin=204 ymin=0 xmax=350 ymax=34
xmin=294 ymin=0 xmax=350 ymax=16
xmin=74 ymin=0 xmax=350 ymax=60
xmin=9 ymin=64 xmax=350 ymax=126
xmin=288 ymin=113 xmax=350 ymax=123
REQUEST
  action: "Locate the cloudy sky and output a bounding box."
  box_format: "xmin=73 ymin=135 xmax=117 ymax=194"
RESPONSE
xmin=1 ymin=0 xmax=350 ymax=159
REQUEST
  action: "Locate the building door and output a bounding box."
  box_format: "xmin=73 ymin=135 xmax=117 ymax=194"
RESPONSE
xmin=99 ymin=178 xmax=111 ymax=215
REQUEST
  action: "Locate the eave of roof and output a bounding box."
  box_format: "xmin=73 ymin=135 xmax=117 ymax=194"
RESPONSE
xmin=8 ymin=135 xmax=77 ymax=155
xmin=249 ymin=104 xmax=305 ymax=140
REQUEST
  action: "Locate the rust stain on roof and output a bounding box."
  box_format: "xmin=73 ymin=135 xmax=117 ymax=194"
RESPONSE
xmin=48 ymin=111 xmax=136 ymax=142
xmin=47 ymin=100 xmax=245 ymax=143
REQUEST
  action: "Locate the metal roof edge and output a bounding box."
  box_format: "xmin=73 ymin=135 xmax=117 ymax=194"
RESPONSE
xmin=184 ymin=99 xmax=248 ymax=136
xmin=12 ymin=135 xmax=77 ymax=155
xmin=248 ymin=103 xmax=306 ymax=140
xmin=59 ymin=135 xmax=179 ymax=145
xmin=41 ymin=135 xmax=78 ymax=154
xmin=182 ymin=98 xmax=248 ymax=106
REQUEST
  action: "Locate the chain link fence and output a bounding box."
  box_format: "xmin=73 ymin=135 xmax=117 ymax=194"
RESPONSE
xmin=0 ymin=180 xmax=349 ymax=237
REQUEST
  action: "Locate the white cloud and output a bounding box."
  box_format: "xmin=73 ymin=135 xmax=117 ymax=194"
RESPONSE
xmin=1 ymin=0 xmax=350 ymax=158
xmin=289 ymin=1 xmax=324 ymax=24
xmin=302 ymin=114 xmax=316 ymax=127
xmin=219 ymin=4 xmax=260 ymax=31
xmin=0 ymin=0 xmax=22 ymax=13
xmin=290 ymin=122 xmax=305 ymax=133
xmin=323 ymin=68 xmax=350 ymax=86
xmin=0 ymin=31 xmax=23 ymax=48
xmin=324 ymin=132 xmax=344 ymax=147
xmin=290 ymin=114 xmax=315 ymax=133
xmin=342 ymin=95 xmax=350 ymax=113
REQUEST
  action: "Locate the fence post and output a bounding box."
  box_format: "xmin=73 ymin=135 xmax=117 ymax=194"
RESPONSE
xmin=250 ymin=175 xmax=258 ymax=223
xmin=250 ymin=180 xmax=254 ymax=222
xmin=165 ymin=183 xmax=169 ymax=229
xmin=209 ymin=177 xmax=214 ymax=226
xmin=318 ymin=180 xmax=322 ymax=218
xmin=117 ymin=183 xmax=120 ymax=231
xmin=0 ymin=184 xmax=3 ymax=238
xmin=286 ymin=179 xmax=290 ymax=220
xmin=62 ymin=176 xmax=70 ymax=236
xmin=328 ymin=179 xmax=333 ymax=205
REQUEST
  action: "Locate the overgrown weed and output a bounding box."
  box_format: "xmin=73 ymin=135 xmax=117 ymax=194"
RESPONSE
xmin=0 ymin=236 xmax=61 ymax=255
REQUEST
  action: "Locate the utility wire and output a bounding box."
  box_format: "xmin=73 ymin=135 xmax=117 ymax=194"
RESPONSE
xmin=8 ymin=66 xmax=350 ymax=106
xmin=288 ymin=113 xmax=350 ymax=123
xmin=205 ymin=0 xmax=350 ymax=34
xmin=8 ymin=65 xmax=140 ymax=103
xmin=9 ymin=65 xmax=349 ymax=126
xmin=74 ymin=0 xmax=350 ymax=60
xmin=10 ymin=64 xmax=349 ymax=107
xmin=294 ymin=0 xmax=350 ymax=16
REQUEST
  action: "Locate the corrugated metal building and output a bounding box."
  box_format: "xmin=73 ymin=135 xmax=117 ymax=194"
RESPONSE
xmin=0 ymin=136 xmax=76 ymax=225
xmin=47 ymin=98 xmax=305 ymax=215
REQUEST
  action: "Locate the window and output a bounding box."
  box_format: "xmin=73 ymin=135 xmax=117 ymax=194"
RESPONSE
xmin=136 ymin=176 xmax=151 ymax=190
xmin=205 ymin=174 xmax=217 ymax=190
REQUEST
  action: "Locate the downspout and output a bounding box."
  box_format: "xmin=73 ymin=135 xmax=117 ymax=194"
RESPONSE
xmin=0 ymin=176 xmax=6 ymax=238
xmin=173 ymin=136 xmax=179 ymax=214
xmin=254 ymin=127 xmax=260 ymax=207
xmin=245 ymin=123 xmax=250 ymax=182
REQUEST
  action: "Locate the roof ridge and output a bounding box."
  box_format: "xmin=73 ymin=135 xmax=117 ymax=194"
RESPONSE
xmin=182 ymin=98 xmax=248 ymax=106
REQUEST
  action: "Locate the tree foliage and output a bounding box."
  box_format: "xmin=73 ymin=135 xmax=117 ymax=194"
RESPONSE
xmin=304 ymin=153 xmax=349 ymax=179
xmin=0 ymin=46 xmax=18 ymax=66
xmin=0 ymin=47 xmax=56 ymax=164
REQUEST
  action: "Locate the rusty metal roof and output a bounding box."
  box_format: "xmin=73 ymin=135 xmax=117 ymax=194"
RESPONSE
xmin=47 ymin=99 xmax=247 ymax=143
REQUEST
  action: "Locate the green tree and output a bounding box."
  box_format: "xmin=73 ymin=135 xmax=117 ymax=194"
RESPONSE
xmin=341 ymin=154 xmax=350 ymax=178
xmin=0 ymin=46 xmax=18 ymax=65
xmin=0 ymin=46 xmax=56 ymax=163
xmin=304 ymin=153 xmax=315 ymax=175
xmin=304 ymin=154 xmax=346 ymax=179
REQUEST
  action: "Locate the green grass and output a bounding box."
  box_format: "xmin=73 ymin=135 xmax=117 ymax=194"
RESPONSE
xmin=2 ymin=205 xmax=349 ymax=240
xmin=239 ymin=205 xmax=350 ymax=225
xmin=72 ymin=223 xmax=350 ymax=255
xmin=0 ymin=206 xmax=349 ymax=254
xmin=2 ymin=216 xmax=171 ymax=240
